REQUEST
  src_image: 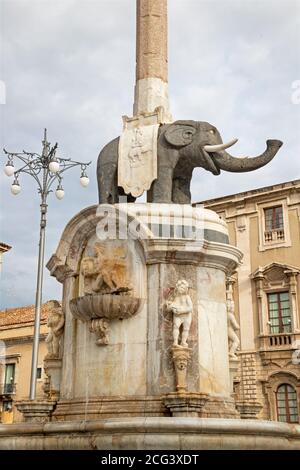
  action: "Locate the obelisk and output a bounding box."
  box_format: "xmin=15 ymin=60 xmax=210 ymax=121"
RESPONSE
xmin=133 ymin=0 xmax=172 ymax=122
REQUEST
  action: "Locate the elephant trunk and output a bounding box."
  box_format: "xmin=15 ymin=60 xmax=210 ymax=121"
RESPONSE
xmin=211 ymin=139 xmax=283 ymax=173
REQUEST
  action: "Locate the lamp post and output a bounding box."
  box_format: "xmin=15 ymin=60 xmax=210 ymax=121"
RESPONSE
xmin=2 ymin=129 xmax=91 ymax=400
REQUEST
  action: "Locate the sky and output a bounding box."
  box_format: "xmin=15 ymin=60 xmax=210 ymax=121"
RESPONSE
xmin=0 ymin=0 xmax=299 ymax=309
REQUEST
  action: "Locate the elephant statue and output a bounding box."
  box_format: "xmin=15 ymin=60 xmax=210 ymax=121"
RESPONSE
xmin=97 ymin=120 xmax=282 ymax=204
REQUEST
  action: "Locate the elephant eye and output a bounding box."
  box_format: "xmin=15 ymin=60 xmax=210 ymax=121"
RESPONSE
xmin=209 ymin=129 xmax=215 ymax=134
xmin=183 ymin=130 xmax=194 ymax=138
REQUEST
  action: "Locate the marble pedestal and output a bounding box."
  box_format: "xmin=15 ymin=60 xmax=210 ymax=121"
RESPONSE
xmin=42 ymin=203 xmax=242 ymax=422
xmin=43 ymin=358 xmax=62 ymax=400
xmin=15 ymin=401 xmax=55 ymax=424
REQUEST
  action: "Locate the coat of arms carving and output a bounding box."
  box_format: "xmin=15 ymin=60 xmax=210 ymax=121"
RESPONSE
xmin=118 ymin=122 xmax=159 ymax=197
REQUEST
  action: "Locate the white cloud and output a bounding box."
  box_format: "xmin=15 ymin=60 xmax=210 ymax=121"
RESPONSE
xmin=0 ymin=0 xmax=299 ymax=308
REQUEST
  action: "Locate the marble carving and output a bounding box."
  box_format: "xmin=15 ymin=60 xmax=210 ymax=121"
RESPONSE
xmin=45 ymin=301 xmax=65 ymax=359
xmin=118 ymin=122 xmax=159 ymax=197
xmin=89 ymin=318 xmax=110 ymax=346
xmin=227 ymin=298 xmax=240 ymax=359
xmin=81 ymin=243 xmax=131 ymax=294
xmin=70 ymin=240 xmax=142 ymax=346
xmin=166 ymin=279 xmax=193 ymax=347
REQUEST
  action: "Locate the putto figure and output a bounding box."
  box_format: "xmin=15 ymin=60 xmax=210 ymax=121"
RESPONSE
xmin=227 ymin=299 xmax=240 ymax=359
xmin=45 ymin=301 xmax=65 ymax=359
xmin=166 ymin=279 xmax=193 ymax=347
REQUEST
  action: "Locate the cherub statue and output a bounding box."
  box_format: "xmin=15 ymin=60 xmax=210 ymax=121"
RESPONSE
xmin=227 ymin=299 xmax=240 ymax=359
xmin=166 ymin=279 xmax=193 ymax=347
xmin=45 ymin=301 xmax=65 ymax=359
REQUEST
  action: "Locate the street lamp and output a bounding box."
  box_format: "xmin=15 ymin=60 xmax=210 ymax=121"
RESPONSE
xmin=2 ymin=129 xmax=91 ymax=400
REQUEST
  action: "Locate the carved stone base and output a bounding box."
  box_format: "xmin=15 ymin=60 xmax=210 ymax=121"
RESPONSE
xmin=52 ymin=396 xmax=167 ymax=421
xmin=44 ymin=358 xmax=62 ymax=400
xmin=236 ymin=400 xmax=263 ymax=419
xmin=200 ymin=396 xmax=239 ymax=419
xmin=162 ymin=392 xmax=208 ymax=417
xmin=16 ymin=400 xmax=56 ymax=423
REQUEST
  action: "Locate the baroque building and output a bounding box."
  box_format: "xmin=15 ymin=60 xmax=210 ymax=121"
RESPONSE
xmin=0 ymin=242 xmax=11 ymax=274
xmin=0 ymin=302 xmax=53 ymax=423
xmin=202 ymin=178 xmax=300 ymax=423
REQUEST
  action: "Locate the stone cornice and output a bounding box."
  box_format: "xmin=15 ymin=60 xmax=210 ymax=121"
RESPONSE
xmin=0 ymin=334 xmax=46 ymax=346
xmin=198 ymin=179 xmax=300 ymax=212
xmin=143 ymin=238 xmax=243 ymax=273
xmin=251 ymin=262 xmax=300 ymax=279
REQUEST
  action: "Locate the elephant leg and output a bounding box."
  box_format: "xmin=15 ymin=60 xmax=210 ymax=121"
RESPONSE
xmin=172 ymin=177 xmax=192 ymax=204
xmin=117 ymin=186 xmax=136 ymax=203
xmin=98 ymin=163 xmax=119 ymax=204
xmin=150 ymin=167 xmax=173 ymax=203
xmin=97 ymin=137 xmax=120 ymax=204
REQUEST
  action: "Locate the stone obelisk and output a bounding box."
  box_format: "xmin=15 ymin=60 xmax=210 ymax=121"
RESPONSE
xmin=133 ymin=0 xmax=172 ymax=122
xmin=118 ymin=0 xmax=173 ymax=197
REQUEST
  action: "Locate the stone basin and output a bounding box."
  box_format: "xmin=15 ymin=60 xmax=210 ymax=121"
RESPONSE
xmin=69 ymin=293 xmax=142 ymax=322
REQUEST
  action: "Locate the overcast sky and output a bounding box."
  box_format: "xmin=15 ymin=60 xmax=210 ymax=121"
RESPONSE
xmin=0 ymin=0 xmax=299 ymax=309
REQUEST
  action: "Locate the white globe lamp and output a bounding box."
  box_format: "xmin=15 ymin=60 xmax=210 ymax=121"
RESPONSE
xmin=55 ymin=184 xmax=65 ymax=200
xmin=11 ymin=179 xmax=21 ymax=195
xmin=4 ymin=162 xmax=15 ymax=177
xmin=80 ymin=172 xmax=90 ymax=187
xmin=49 ymin=158 xmax=60 ymax=173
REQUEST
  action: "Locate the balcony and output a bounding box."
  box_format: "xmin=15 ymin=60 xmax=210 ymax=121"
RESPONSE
xmin=268 ymin=333 xmax=292 ymax=347
xmin=0 ymin=383 xmax=16 ymax=396
xmin=264 ymin=229 xmax=285 ymax=243
xmin=259 ymin=332 xmax=299 ymax=354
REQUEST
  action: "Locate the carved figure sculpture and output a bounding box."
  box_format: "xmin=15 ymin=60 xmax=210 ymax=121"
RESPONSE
xmin=227 ymin=299 xmax=240 ymax=359
xmin=172 ymin=347 xmax=191 ymax=393
xmin=45 ymin=301 xmax=65 ymax=359
xmin=166 ymin=279 xmax=193 ymax=347
xmin=89 ymin=318 xmax=110 ymax=346
xmin=97 ymin=120 xmax=282 ymax=204
xmin=81 ymin=243 xmax=131 ymax=294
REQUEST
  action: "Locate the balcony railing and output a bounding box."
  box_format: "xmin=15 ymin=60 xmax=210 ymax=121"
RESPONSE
xmin=259 ymin=332 xmax=296 ymax=352
xmin=264 ymin=229 xmax=285 ymax=243
xmin=0 ymin=383 xmax=16 ymax=395
xmin=268 ymin=333 xmax=292 ymax=347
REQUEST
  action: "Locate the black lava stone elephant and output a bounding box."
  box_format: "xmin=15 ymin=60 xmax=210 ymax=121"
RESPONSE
xmin=97 ymin=120 xmax=282 ymax=204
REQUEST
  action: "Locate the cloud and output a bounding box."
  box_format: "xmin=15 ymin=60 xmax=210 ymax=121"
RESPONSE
xmin=0 ymin=0 xmax=299 ymax=308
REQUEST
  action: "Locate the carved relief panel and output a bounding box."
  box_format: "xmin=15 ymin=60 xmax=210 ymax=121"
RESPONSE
xmin=70 ymin=237 xmax=145 ymax=345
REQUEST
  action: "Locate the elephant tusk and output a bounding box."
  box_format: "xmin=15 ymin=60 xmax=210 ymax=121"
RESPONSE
xmin=203 ymin=138 xmax=238 ymax=153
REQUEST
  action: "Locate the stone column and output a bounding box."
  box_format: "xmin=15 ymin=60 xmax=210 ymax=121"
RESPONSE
xmin=134 ymin=0 xmax=172 ymax=122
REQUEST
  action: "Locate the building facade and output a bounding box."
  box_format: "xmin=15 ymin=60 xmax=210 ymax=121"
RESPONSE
xmin=0 ymin=242 xmax=11 ymax=274
xmin=202 ymin=179 xmax=300 ymax=423
xmin=0 ymin=302 xmax=53 ymax=423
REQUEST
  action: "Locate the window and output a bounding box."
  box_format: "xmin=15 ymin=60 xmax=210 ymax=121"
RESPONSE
xmin=276 ymin=384 xmax=299 ymax=423
xmin=3 ymin=401 xmax=13 ymax=412
xmin=4 ymin=364 xmax=15 ymax=394
xmin=267 ymin=292 xmax=291 ymax=334
xmin=264 ymin=206 xmax=284 ymax=242
xmin=264 ymin=206 xmax=283 ymax=231
xmin=37 ymin=367 xmax=42 ymax=379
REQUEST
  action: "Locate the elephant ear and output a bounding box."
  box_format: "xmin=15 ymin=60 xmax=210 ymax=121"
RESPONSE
xmin=164 ymin=123 xmax=196 ymax=148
